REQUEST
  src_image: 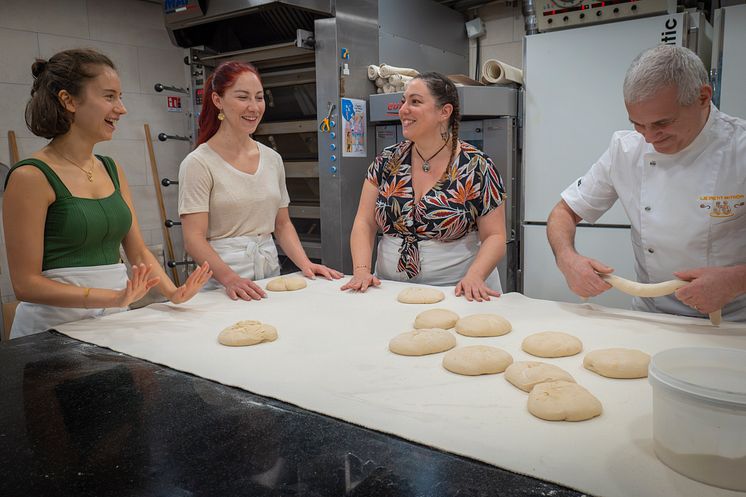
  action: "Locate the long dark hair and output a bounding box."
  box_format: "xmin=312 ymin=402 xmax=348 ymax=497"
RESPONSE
xmin=411 ymin=72 xmax=461 ymax=164
xmin=197 ymin=61 xmax=263 ymax=146
xmin=25 ymin=49 xmax=116 ymax=139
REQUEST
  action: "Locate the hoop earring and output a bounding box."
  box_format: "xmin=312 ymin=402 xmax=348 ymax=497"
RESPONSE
xmin=217 ymin=112 xmax=225 ymax=121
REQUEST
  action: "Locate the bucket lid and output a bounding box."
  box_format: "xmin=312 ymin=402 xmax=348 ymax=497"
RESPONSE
xmin=649 ymin=347 xmax=746 ymax=407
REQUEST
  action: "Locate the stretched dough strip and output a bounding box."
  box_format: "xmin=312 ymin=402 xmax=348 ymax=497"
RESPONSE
xmin=600 ymin=274 xmax=721 ymax=326
xmin=600 ymin=274 xmax=686 ymax=297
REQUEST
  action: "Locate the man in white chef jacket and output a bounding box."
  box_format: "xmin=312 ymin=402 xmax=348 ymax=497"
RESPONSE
xmin=547 ymin=44 xmax=746 ymax=322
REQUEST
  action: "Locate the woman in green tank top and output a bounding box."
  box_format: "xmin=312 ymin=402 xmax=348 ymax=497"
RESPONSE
xmin=3 ymin=49 xmax=212 ymax=338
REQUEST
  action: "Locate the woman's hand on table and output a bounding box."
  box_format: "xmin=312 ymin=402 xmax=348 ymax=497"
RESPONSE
xmin=455 ymin=274 xmax=501 ymax=302
xmin=340 ymin=271 xmax=381 ymax=292
xmin=301 ymin=263 xmax=344 ymax=280
xmin=168 ymin=262 xmax=212 ymax=304
xmin=223 ymin=274 xmax=267 ymax=301
xmin=115 ymin=263 xmax=161 ymax=307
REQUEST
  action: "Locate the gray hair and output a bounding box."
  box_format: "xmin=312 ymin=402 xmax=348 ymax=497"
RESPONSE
xmin=623 ymin=45 xmax=709 ymax=106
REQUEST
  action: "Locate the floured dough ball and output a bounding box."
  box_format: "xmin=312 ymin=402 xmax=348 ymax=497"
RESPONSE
xmin=455 ymin=314 xmax=511 ymax=337
xmin=414 ymin=308 xmax=459 ymax=329
xmin=218 ymin=320 xmax=278 ymax=346
xmin=528 ymin=380 xmax=602 ymax=421
xmin=266 ymin=275 xmax=307 ymax=292
xmin=583 ymin=348 xmax=650 ymax=379
xmin=504 ymin=361 xmax=575 ymax=392
xmin=389 ymin=329 xmax=456 ymax=356
xmin=442 ymin=345 xmax=513 ymax=376
xmin=522 ymin=331 xmax=583 ymax=358
xmin=397 ymin=287 xmax=445 ymax=304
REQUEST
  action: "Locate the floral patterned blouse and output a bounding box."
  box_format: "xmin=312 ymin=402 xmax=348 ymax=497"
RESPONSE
xmin=366 ymin=139 xmax=506 ymax=279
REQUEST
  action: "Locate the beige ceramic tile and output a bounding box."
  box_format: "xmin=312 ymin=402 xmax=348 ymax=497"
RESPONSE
xmin=0 ymin=83 xmax=34 ymax=139
xmin=138 ymin=46 xmax=190 ymax=96
xmin=481 ymin=41 xmax=523 ymax=69
xmin=94 ymin=138 xmax=148 ymax=187
xmin=0 ymin=28 xmax=40 ymax=85
xmin=87 ymin=0 xmax=173 ymax=49
xmin=0 ymin=0 xmax=88 ymax=38
xmin=38 ymin=34 xmax=141 ymax=93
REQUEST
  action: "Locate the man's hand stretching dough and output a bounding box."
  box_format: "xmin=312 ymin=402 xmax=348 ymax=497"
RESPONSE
xmin=557 ymin=253 xmax=614 ymax=298
xmin=674 ymin=265 xmax=746 ymax=314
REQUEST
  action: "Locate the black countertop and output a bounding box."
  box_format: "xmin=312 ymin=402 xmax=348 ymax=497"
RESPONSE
xmin=0 ymin=332 xmax=588 ymax=497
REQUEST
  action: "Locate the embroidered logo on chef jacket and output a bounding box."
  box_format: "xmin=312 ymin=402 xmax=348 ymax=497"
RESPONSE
xmin=698 ymin=194 xmax=745 ymax=218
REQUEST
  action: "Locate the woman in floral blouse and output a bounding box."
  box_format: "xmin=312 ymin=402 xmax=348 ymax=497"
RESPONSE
xmin=341 ymin=73 xmax=507 ymax=301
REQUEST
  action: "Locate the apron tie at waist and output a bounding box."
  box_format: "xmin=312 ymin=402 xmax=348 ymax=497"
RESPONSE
xmin=377 ymin=232 xmax=502 ymax=292
xmin=205 ymin=234 xmax=281 ymax=291
xmin=397 ymin=235 xmax=421 ymax=279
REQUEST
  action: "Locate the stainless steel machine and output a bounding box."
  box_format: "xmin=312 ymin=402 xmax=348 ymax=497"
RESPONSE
xmin=164 ymin=0 xmax=468 ymax=273
xmin=369 ymin=87 xmax=521 ymax=292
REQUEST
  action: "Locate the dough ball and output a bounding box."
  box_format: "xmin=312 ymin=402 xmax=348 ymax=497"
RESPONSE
xmin=455 ymin=314 xmax=511 ymax=337
xmin=218 ymin=320 xmax=278 ymax=347
xmin=414 ymin=308 xmax=459 ymax=329
xmin=522 ymin=331 xmax=583 ymax=358
xmin=397 ymin=287 xmax=445 ymax=304
xmin=504 ymin=361 xmax=575 ymax=392
xmin=266 ymin=275 xmax=307 ymax=292
xmin=527 ymin=380 xmax=603 ymax=422
xmin=583 ymin=348 xmax=650 ymax=379
xmin=442 ymin=345 xmax=513 ymax=376
xmin=389 ymin=328 xmax=456 ymax=356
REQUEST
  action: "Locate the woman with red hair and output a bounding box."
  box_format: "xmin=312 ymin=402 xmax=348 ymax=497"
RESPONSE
xmin=178 ymin=61 xmax=342 ymax=301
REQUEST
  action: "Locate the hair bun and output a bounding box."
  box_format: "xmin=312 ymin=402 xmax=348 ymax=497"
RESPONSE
xmin=31 ymin=59 xmax=48 ymax=78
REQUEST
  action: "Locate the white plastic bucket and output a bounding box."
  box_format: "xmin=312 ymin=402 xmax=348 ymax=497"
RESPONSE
xmin=649 ymin=347 xmax=746 ymax=491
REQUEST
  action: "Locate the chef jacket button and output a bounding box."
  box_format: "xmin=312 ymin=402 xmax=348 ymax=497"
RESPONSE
xmin=649 ymin=161 xmax=656 ymax=166
xmin=644 ymin=206 xmax=651 ymax=211
xmin=648 ymin=248 xmax=655 ymax=254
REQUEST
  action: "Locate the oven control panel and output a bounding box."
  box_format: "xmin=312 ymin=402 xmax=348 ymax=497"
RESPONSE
xmin=538 ymin=0 xmax=668 ymax=32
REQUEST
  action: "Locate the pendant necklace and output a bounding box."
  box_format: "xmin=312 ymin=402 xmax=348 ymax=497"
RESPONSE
xmin=59 ymin=151 xmax=94 ymax=182
xmin=414 ymin=140 xmax=448 ymax=173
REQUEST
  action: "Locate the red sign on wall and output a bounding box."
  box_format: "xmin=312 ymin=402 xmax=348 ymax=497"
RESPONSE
xmin=167 ymin=96 xmax=182 ymax=112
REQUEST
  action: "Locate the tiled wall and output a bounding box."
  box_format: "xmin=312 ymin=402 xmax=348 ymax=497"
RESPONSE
xmin=469 ymin=2 xmax=526 ymax=77
xmin=0 ymin=0 xmax=192 ymax=303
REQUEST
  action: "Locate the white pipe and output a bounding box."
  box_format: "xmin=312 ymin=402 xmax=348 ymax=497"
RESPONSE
xmin=367 ymin=64 xmax=381 ymax=80
xmin=379 ymin=64 xmax=419 ymax=78
xmin=480 ymin=59 xmax=523 ymax=85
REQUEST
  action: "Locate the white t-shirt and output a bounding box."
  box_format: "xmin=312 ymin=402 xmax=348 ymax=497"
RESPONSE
xmin=562 ymin=104 xmax=746 ymax=321
xmin=178 ymin=141 xmax=290 ymax=240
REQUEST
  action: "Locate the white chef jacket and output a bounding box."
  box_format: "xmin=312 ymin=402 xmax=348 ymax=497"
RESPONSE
xmin=562 ymin=104 xmax=746 ymax=322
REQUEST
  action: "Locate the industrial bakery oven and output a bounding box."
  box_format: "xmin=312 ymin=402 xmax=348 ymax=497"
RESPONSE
xmin=369 ymin=86 xmax=521 ymax=292
xmin=164 ymin=0 xmax=469 ymax=273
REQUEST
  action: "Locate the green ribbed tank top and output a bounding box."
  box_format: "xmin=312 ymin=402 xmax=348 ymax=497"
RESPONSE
xmin=6 ymin=156 xmax=133 ymax=271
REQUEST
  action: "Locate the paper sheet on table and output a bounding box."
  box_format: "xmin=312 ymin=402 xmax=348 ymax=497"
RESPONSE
xmin=55 ymin=278 xmax=746 ymax=497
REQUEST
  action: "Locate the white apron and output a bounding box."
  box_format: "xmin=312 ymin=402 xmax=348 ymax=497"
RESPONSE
xmin=11 ymin=263 xmax=129 ymax=339
xmin=204 ymin=234 xmax=281 ymax=291
xmin=375 ymin=232 xmax=503 ymax=292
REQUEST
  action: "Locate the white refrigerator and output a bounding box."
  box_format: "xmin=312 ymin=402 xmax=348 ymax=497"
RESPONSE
xmin=713 ymin=3 xmax=746 ymax=119
xmin=521 ymin=12 xmax=708 ymax=309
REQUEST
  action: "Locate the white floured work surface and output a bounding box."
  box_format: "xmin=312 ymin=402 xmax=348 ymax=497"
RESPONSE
xmin=55 ymin=278 xmax=746 ymax=497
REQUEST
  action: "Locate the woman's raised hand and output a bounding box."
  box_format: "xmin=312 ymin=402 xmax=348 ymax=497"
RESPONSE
xmin=115 ymin=263 xmax=160 ymax=307
xmin=168 ymin=262 xmax=212 ymax=304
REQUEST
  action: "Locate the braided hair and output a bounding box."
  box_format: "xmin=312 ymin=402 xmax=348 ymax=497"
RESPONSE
xmin=411 ymin=72 xmax=461 ymax=165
